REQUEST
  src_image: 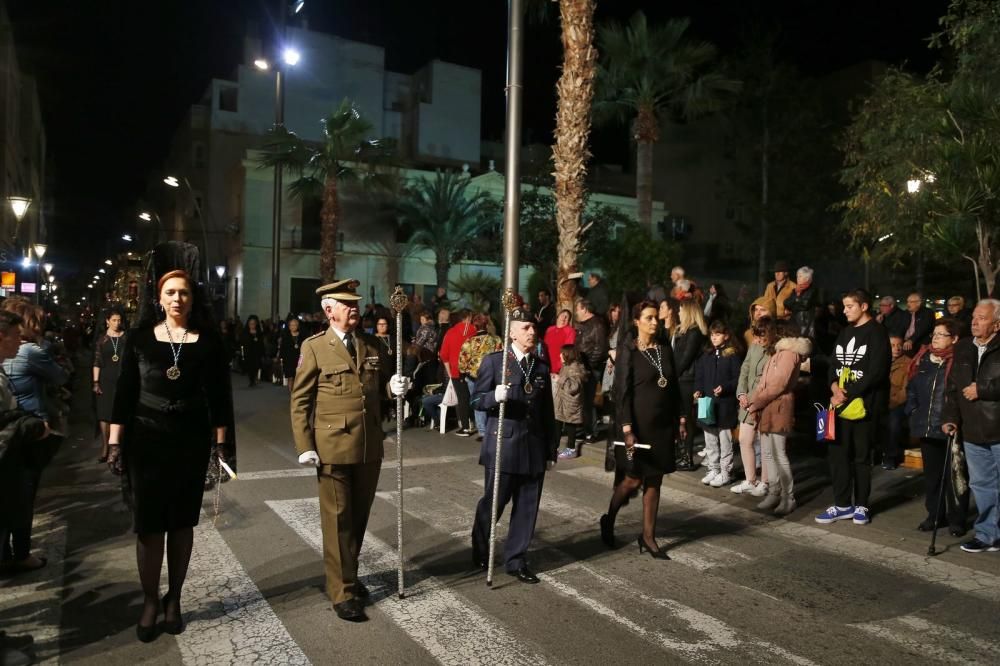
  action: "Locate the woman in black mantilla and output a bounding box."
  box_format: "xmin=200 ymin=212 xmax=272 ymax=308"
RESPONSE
xmin=600 ymin=300 xmax=686 ymax=559
xmin=276 ymin=315 xmax=304 ymax=390
xmin=241 ymin=315 xmax=265 ymax=387
xmin=107 ymin=243 xmax=235 ymax=642
xmin=93 ymin=305 xmax=127 ymax=463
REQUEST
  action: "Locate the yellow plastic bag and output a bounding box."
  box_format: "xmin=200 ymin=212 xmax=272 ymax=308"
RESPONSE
xmin=836 ymin=369 xmax=866 ymax=421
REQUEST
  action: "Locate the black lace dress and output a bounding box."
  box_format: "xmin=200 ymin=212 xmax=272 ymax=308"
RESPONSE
xmin=112 ymin=326 xmax=231 ymax=534
xmin=93 ymin=333 xmax=125 ymax=421
xmin=614 ymin=341 xmax=683 ymax=478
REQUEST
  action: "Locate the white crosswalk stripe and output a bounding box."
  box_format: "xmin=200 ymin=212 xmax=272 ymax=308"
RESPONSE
xmin=559 ymin=465 xmax=1000 ymax=602
xmin=177 ymin=512 xmax=309 ymax=665
xmin=540 ymin=563 xmax=818 ymax=665
xmin=267 ymin=497 xmax=552 ymax=666
xmin=851 ymin=615 xmax=999 ymax=665
xmin=236 ymin=455 xmax=478 ymax=481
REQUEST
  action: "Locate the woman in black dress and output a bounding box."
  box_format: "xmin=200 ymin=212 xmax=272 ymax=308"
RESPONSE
xmin=93 ymin=306 xmax=126 ymax=462
xmin=241 ymin=315 xmax=265 ymax=387
xmin=276 ymin=315 xmax=303 ymax=390
xmin=600 ymin=301 xmax=686 ymax=559
xmin=107 ymin=268 xmax=231 ymax=642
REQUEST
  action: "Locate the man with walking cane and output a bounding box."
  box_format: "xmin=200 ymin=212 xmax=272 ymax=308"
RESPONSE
xmin=290 ymin=279 xmax=410 ymax=621
xmin=942 ymin=298 xmax=1000 ymax=554
xmin=470 ymin=304 xmax=557 ymax=584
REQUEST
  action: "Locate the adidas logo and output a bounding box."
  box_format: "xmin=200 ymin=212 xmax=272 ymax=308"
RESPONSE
xmin=835 ymin=337 xmax=867 ymax=367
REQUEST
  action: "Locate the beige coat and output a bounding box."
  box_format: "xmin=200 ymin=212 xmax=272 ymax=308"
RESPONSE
xmin=290 ymin=327 xmax=392 ymax=464
xmin=554 ymin=361 xmax=587 ymax=425
xmin=747 ymin=336 xmax=812 ymax=434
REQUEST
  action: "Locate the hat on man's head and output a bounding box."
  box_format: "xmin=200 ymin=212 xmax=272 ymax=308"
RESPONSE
xmin=510 ymin=308 xmax=533 ymax=324
xmin=316 ymin=278 xmax=362 ymax=301
xmin=772 ymin=260 xmax=790 ymax=273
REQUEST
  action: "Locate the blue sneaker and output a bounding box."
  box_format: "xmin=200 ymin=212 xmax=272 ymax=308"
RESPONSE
xmin=557 ymin=447 xmax=580 ymax=460
xmin=852 ymin=506 xmax=871 ymax=525
xmin=815 ymin=505 xmax=855 ymax=524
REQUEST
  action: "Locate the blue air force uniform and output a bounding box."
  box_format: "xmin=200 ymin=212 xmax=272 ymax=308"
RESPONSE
xmin=471 ymin=342 xmax=557 ymax=574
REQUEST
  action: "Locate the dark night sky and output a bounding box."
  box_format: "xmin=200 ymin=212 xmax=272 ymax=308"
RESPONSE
xmin=5 ymin=0 xmax=946 ymax=275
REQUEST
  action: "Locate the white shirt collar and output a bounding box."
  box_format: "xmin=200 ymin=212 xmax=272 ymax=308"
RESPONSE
xmin=510 ymin=344 xmax=529 ymax=361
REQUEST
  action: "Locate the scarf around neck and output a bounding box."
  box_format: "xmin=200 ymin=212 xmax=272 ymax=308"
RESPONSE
xmin=908 ymin=343 xmax=954 ymax=381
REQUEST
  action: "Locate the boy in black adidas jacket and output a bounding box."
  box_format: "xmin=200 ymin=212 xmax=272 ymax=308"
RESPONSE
xmin=815 ymin=289 xmax=891 ymax=526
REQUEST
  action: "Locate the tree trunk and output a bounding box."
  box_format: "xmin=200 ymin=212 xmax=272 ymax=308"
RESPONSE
xmin=633 ymin=103 xmax=659 ymax=234
xmin=553 ymin=0 xmax=597 ymax=313
xmin=757 ymin=115 xmax=770 ymax=295
xmin=319 ymin=175 xmax=340 ymax=283
xmin=435 ymin=257 xmax=450 ymax=292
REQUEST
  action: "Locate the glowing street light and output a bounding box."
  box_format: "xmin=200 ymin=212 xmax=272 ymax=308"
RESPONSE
xmin=98 ymin=268 xmax=106 ymax=274
xmin=122 ymin=234 xmax=133 ymax=242
xmin=47 ymin=275 xmax=55 ymax=284
xmin=104 ymin=259 xmax=113 ymax=265
xmin=293 ymin=0 xmax=305 ymax=14
xmin=43 ymin=263 xmax=53 ymax=275
xmin=139 ymin=212 xmax=152 ymax=221
xmin=215 ymin=265 xmax=226 ymax=279
xmin=254 ymin=58 xmax=270 ymax=71
xmin=163 ymin=176 xmax=180 ymax=188
xmin=7 ymin=196 xmax=31 ymax=221
xmin=283 ymin=48 xmax=301 ymax=66
xmin=21 ymin=255 xmax=30 ymax=268
xmin=33 ymin=244 xmax=47 ymax=260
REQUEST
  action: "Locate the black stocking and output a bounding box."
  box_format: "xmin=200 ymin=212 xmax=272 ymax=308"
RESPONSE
xmin=641 ymin=477 xmax=663 ymax=549
xmin=136 ymin=534 xmax=165 ymax=626
xmin=165 ymin=527 xmax=194 ymax=621
xmin=607 ymin=476 xmax=642 ymax=524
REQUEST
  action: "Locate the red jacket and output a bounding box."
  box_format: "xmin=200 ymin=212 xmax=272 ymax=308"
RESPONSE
xmin=439 ymin=321 xmax=476 ymax=378
xmin=544 ymin=324 xmax=577 ymax=374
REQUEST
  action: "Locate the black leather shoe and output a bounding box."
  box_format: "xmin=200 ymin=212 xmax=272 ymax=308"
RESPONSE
xmin=333 ymin=598 xmax=368 ymax=622
xmin=355 ymin=581 xmax=370 ymax=598
xmin=472 ymin=550 xmax=487 ymax=570
xmin=509 ymin=566 xmax=539 ymax=584
xmin=950 ymin=525 xmax=967 ymax=538
xmin=917 ymin=517 xmax=947 ymax=532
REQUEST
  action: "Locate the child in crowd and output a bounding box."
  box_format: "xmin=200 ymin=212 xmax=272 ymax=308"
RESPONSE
xmin=732 ymin=317 xmax=773 ymax=497
xmin=693 ymin=321 xmax=743 ymax=487
xmin=556 ymin=345 xmax=588 ymax=460
xmin=746 ymin=321 xmax=812 ymax=515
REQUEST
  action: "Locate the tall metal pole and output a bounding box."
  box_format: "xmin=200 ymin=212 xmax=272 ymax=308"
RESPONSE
xmin=389 ymin=285 xmax=408 ymax=598
xmin=501 ymin=0 xmax=524 ymax=292
xmin=486 ymin=0 xmax=525 ymax=589
xmin=271 ymin=4 xmax=287 ymax=324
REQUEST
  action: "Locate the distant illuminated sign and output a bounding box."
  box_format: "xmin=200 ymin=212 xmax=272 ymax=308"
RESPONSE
xmin=1 ymin=272 xmax=14 ymax=288
xmin=20 ymin=282 xmax=35 ymax=294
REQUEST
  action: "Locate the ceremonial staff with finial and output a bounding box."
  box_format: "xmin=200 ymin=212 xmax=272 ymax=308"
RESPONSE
xmin=389 ymin=285 xmax=409 ymax=597
xmin=486 ymin=288 xmax=517 ymax=586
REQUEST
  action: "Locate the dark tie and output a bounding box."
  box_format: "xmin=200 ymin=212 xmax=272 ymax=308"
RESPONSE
xmin=520 ymin=356 xmax=529 ymax=374
xmin=344 ymin=332 xmax=356 ymax=361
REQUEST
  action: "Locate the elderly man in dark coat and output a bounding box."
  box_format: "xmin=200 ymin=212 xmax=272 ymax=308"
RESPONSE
xmin=471 ymin=308 xmax=557 ymax=584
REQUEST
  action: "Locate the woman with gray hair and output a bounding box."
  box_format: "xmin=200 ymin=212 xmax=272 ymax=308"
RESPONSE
xmin=783 ymin=266 xmax=820 ymax=338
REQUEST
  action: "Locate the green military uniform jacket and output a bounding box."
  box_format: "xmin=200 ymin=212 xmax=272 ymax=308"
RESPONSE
xmin=290 ymin=326 xmax=392 ymax=464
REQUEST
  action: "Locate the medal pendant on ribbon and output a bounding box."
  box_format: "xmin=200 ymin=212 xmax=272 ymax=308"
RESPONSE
xmin=166 ymin=365 xmax=181 ymax=380
xmin=523 ymin=381 xmax=533 ymax=394
xmin=657 ymin=377 xmax=668 ymax=388
xmin=112 ymin=355 xmax=119 ymax=363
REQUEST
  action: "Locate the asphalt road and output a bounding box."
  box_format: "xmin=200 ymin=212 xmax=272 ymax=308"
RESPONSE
xmin=4 ymin=361 xmax=1000 ymax=665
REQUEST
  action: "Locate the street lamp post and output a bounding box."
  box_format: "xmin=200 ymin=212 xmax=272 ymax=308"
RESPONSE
xmin=33 ymin=243 xmax=46 ymax=305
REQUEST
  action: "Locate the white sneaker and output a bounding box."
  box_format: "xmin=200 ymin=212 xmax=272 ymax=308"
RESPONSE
xmin=696 ymin=449 xmax=707 ymax=457
xmin=749 ymin=482 xmax=769 ymax=497
xmin=701 ymin=470 xmax=718 ymax=485
xmin=710 ymin=472 xmax=731 ymax=488
xmin=730 ymin=479 xmax=755 ymax=494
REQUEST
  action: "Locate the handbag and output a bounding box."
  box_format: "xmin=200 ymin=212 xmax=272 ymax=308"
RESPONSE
xmin=815 ymin=403 xmax=835 ymax=441
xmin=441 ymin=380 xmax=458 ymax=407
xmin=835 ymin=370 xmax=866 ymax=421
xmin=697 ymin=396 xmax=716 ymax=425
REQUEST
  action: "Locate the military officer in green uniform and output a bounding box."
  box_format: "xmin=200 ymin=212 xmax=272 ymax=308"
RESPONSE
xmin=290 ymin=279 xmax=408 ymax=622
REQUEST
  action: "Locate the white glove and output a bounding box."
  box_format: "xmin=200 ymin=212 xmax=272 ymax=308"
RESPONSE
xmin=494 ymin=384 xmax=509 ymax=403
xmin=390 ymin=374 xmax=411 ymax=397
xmin=298 ymin=451 xmax=320 ymax=467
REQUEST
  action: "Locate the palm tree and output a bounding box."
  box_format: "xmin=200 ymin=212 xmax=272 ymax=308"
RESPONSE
xmin=258 ymin=99 xmax=392 ymax=282
xmin=552 ymin=0 xmax=598 ymax=312
xmin=396 ymin=171 xmax=495 ymax=288
xmin=595 ymin=12 xmax=741 ymax=230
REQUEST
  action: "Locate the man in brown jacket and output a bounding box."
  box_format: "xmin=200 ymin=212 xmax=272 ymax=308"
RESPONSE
xmin=763 ymin=260 xmax=796 ymax=320
xmin=290 ymin=279 xmax=404 ymax=621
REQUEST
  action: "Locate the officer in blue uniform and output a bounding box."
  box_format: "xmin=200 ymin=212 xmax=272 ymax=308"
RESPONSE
xmin=471 ymin=307 xmax=557 ymax=584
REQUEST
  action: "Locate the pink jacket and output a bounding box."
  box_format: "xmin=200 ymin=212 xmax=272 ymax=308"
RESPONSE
xmin=746 ymin=337 xmax=812 ymax=434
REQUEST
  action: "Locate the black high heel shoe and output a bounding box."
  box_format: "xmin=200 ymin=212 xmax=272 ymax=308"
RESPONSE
xmin=637 ymin=536 xmax=670 ymax=560
xmin=599 ymin=514 xmax=615 ymax=548
xmin=162 ymin=592 xmax=185 ymax=635
xmin=136 ymin=599 xmax=160 ymax=643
